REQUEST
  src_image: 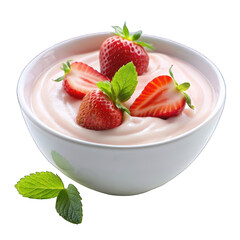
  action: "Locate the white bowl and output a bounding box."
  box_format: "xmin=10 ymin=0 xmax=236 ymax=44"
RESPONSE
xmin=17 ymin=33 xmax=226 ymax=195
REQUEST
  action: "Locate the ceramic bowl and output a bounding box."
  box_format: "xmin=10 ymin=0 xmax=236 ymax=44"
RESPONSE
xmin=17 ymin=33 xmax=226 ymax=195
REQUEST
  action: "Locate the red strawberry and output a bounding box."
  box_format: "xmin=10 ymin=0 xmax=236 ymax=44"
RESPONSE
xmin=76 ymin=62 xmax=138 ymax=130
xmin=130 ymin=66 xmax=194 ymax=119
xmin=54 ymin=61 xmax=110 ymax=99
xmin=76 ymin=90 xmax=123 ymax=130
xmin=99 ymin=22 xmax=154 ymax=79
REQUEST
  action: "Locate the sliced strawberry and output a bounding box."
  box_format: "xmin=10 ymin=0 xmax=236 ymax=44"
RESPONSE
xmin=130 ymin=67 xmax=194 ymax=119
xmin=54 ymin=61 xmax=110 ymax=99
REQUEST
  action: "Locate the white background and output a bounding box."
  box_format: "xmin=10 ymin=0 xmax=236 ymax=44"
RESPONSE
xmin=1 ymin=0 xmax=239 ymax=239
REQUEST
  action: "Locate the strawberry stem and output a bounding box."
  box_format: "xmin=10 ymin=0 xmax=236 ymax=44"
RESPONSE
xmin=112 ymin=22 xmax=154 ymax=50
xmin=169 ymin=65 xmax=194 ymax=110
xmin=53 ymin=60 xmax=72 ymax=82
xmin=169 ymin=65 xmax=177 ymax=85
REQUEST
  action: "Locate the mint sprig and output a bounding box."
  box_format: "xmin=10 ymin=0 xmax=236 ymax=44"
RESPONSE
xmin=112 ymin=22 xmax=154 ymax=50
xmin=15 ymin=171 xmax=64 ymax=199
xmin=97 ymin=62 xmax=138 ymax=115
xmin=15 ymin=171 xmax=83 ymax=224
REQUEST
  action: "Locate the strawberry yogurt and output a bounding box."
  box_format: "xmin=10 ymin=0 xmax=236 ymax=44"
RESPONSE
xmin=31 ymin=51 xmax=215 ymax=145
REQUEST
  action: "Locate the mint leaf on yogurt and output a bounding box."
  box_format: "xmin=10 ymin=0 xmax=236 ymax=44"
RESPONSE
xmin=97 ymin=62 xmax=138 ymax=114
xmin=111 ymin=61 xmax=138 ymax=102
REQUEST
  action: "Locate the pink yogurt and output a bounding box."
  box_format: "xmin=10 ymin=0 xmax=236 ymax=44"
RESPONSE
xmin=30 ymin=51 xmax=216 ymax=145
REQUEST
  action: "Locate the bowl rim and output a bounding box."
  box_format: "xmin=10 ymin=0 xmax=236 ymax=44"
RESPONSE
xmin=17 ymin=32 xmax=226 ymax=149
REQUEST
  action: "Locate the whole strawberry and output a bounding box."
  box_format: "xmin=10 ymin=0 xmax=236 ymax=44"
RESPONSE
xmin=76 ymin=90 xmax=123 ymax=130
xmin=76 ymin=62 xmax=138 ymax=130
xmin=99 ymin=22 xmax=154 ymax=79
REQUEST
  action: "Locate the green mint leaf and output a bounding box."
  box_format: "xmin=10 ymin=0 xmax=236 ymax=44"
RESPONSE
xmin=131 ymin=30 xmax=142 ymax=41
xmin=15 ymin=171 xmax=84 ymax=225
xmin=97 ymin=62 xmax=138 ymax=115
xmin=15 ymin=172 xmax=64 ymax=199
xmin=56 ymin=184 xmax=83 ymax=224
xmin=134 ymin=40 xmax=155 ymax=50
xmin=176 ymin=82 xmax=190 ymax=92
xmin=111 ymin=62 xmax=138 ymax=102
xmin=97 ymin=81 xmax=115 ymax=101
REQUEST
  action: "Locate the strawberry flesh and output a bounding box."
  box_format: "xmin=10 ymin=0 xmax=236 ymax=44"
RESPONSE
xmin=63 ymin=62 xmax=110 ymax=99
xmin=130 ymin=75 xmax=186 ymax=119
xmin=76 ymin=90 xmax=123 ymax=130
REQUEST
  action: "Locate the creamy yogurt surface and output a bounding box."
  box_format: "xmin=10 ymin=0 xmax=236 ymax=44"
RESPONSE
xmin=31 ymin=51 xmax=215 ymax=145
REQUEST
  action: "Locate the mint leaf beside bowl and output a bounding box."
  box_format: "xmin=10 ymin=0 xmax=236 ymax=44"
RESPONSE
xmin=15 ymin=172 xmax=83 ymax=224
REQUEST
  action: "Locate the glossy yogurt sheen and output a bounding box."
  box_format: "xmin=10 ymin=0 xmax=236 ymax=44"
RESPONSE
xmin=31 ymin=51 xmax=216 ymax=146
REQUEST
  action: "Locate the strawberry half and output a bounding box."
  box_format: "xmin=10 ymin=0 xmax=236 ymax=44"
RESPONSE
xmin=76 ymin=90 xmax=123 ymax=130
xmin=54 ymin=61 xmax=110 ymax=99
xmin=99 ymin=22 xmax=154 ymax=79
xmin=130 ymin=66 xmax=194 ymax=119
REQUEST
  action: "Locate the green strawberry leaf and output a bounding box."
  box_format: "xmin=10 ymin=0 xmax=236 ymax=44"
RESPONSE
xmin=134 ymin=40 xmax=155 ymax=50
xmin=184 ymin=92 xmax=195 ymax=109
xmin=122 ymin=22 xmax=130 ymax=39
xmin=15 ymin=172 xmax=64 ymax=199
xmin=112 ymin=26 xmax=124 ymax=38
xmin=169 ymin=65 xmax=177 ymax=85
xmin=56 ymin=184 xmax=83 ymax=224
xmin=53 ymin=60 xmax=72 ymax=82
xmin=97 ymin=62 xmax=138 ymax=114
xmin=169 ymin=65 xmax=194 ymax=110
xmin=131 ymin=30 xmax=142 ymax=41
xmin=112 ymin=22 xmax=154 ymax=50
xmin=176 ymin=82 xmax=190 ymax=92
xmin=54 ymin=76 xmax=65 ymax=82
xmin=66 ymin=59 xmax=71 ymax=68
